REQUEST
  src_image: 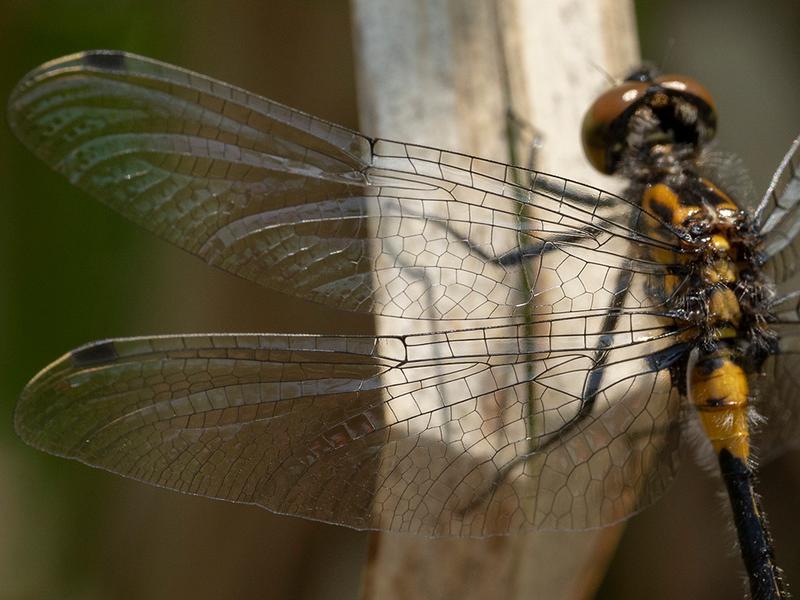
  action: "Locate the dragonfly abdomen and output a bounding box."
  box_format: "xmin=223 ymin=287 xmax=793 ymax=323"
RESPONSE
xmin=640 ymin=175 xmax=765 ymax=458
xmin=642 ymin=174 xmax=785 ymax=598
xmin=690 ymin=343 xmax=751 ymax=460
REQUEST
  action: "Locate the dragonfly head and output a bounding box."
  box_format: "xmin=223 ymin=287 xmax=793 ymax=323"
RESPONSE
xmin=581 ymin=66 xmax=717 ymax=175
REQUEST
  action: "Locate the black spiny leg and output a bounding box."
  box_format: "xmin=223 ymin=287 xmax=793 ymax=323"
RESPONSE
xmin=464 ymin=225 xmax=601 ymax=267
xmin=532 ymin=267 xmax=635 ymax=452
xmin=457 ymin=262 xmax=636 ymax=516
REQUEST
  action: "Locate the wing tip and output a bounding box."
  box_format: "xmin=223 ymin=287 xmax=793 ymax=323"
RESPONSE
xmin=14 ymin=339 xmax=119 ymax=451
xmin=70 ymin=340 xmax=119 ymax=367
xmin=7 ymin=49 xmax=132 ymax=146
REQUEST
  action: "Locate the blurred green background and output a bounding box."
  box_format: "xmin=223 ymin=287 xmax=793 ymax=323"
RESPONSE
xmin=0 ymin=1 xmax=798 ymax=599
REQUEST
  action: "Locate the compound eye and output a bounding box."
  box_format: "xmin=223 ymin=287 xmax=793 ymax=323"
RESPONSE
xmin=654 ymin=74 xmax=718 ymax=146
xmin=581 ymin=81 xmax=647 ymax=174
xmin=655 ymin=74 xmax=717 ymax=115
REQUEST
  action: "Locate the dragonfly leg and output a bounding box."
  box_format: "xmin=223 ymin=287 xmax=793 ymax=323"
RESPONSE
xmin=504 ymin=108 xmax=615 ymax=212
xmin=461 ymin=225 xmax=601 ymax=266
xmin=505 ymin=106 xmax=544 ymax=172
xmin=532 ymin=268 xmax=636 ymax=448
xmin=455 ymin=269 xmax=635 ymax=517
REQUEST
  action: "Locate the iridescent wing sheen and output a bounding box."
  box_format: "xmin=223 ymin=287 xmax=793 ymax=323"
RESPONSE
xmin=16 ymin=326 xmax=685 ymax=536
xmin=7 ymin=50 xmax=687 ymax=322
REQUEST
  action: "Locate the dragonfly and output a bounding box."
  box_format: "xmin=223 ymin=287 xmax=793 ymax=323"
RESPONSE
xmin=8 ymin=50 xmax=800 ymax=599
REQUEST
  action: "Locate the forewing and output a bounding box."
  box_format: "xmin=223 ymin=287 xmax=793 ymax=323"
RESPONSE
xmin=17 ymin=319 xmax=686 ymax=536
xmin=8 ymin=50 xmax=686 ymax=321
xmin=757 ymin=134 xmax=800 ymax=288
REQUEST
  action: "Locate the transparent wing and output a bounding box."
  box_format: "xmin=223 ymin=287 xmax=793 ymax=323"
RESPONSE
xmin=8 ymin=50 xmax=687 ymax=321
xmin=756 ymin=134 xmax=800 ymax=288
xmin=17 ymin=322 xmax=686 ymax=536
xmin=751 ymin=319 xmax=800 ymax=461
xmin=752 ymin=137 xmax=800 ymax=460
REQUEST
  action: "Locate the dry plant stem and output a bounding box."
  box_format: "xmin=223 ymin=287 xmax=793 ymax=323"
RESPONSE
xmin=351 ymin=1 xmax=640 ymax=599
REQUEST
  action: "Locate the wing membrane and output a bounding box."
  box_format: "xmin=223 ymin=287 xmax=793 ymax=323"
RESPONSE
xmin=757 ymin=134 xmax=800 ymax=287
xmin=751 ymin=323 xmax=800 ymax=461
xmin=8 ymin=50 xmax=687 ymax=321
xmin=17 ymin=320 xmax=685 ymax=535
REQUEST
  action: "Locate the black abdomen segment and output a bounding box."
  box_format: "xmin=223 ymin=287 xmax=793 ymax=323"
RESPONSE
xmin=719 ymin=449 xmax=786 ymax=599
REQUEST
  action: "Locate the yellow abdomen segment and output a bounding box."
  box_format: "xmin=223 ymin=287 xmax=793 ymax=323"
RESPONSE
xmin=689 ymin=351 xmax=750 ymax=461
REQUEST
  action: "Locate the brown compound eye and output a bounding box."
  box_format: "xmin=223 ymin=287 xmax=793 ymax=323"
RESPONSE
xmin=654 ymin=74 xmax=717 ymax=115
xmin=653 ymin=74 xmax=718 ymax=149
xmin=581 ymin=81 xmax=647 ymax=174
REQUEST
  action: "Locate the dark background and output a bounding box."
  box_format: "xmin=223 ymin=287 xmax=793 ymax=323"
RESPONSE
xmin=0 ymin=1 xmax=798 ymax=598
